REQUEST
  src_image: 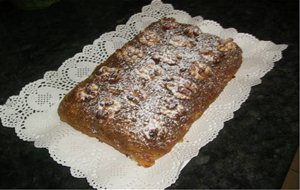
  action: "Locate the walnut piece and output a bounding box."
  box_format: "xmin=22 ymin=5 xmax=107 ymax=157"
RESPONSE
xmin=96 ymin=99 xmax=121 ymax=120
xmin=217 ymin=38 xmax=237 ymax=52
xmin=76 ymin=83 xmax=99 ymax=102
xmin=183 ymin=80 xmax=198 ymax=93
xmin=135 ymin=62 xmax=163 ymax=80
xmin=99 ymin=99 xmax=114 ymax=107
xmin=96 ymin=66 xmax=121 ymax=83
xmin=138 ymin=30 xmax=160 ymax=46
xmin=165 ymin=78 xmax=198 ymax=99
xmin=190 ymin=61 xmax=213 ymax=80
xmin=152 ymin=50 xmax=181 ymax=65
xmin=76 ymin=89 xmax=93 ymax=101
xmin=160 ymin=99 xmax=185 ymax=119
xmin=177 ymin=86 xmax=193 ymax=98
xmin=169 ymin=35 xmax=195 ymax=48
xmin=184 ymin=25 xmax=201 ymax=37
xmin=126 ymin=89 xmax=146 ymax=106
xmin=86 ymin=83 xmax=99 ymax=96
xmin=142 ymin=119 xmax=162 ymax=140
xmin=126 ymin=95 xmax=140 ymax=106
xmin=117 ymin=45 xmax=144 ymax=62
xmin=108 ymin=100 xmax=121 ymax=113
xmin=199 ymin=50 xmax=223 ymax=62
xmin=160 ymin=17 xmax=177 ymax=30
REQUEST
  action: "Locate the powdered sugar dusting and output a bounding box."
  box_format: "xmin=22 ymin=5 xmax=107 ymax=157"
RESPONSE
xmin=73 ymin=18 xmax=238 ymax=147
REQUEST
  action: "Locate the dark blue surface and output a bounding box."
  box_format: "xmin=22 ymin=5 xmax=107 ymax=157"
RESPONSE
xmin=0 ymin=0 xmax=298 ymax=188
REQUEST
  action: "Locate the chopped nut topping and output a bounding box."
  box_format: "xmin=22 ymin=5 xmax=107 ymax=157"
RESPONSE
xmin=184 ymin=25 xmax=201 ymax=37
xmin=107 ymin=86 xmax=122 ymax=96
xmin=160 ymin=17 xmax=177 ymax=30
xmin=199 ymin=50 xmax=223 ymax=62
xmin=160 ymin=99 xmax=185 ymax=118
xmin=126 ymin=89 xmax=147 ymax=106
xmin=76 ymin=89 xmax=94 ymax=101
xmin=152 ymin=50 xmax=180 ymax=65
xmin=133 ymin=89 xmax=146 ymax=101
xmin=190 ymin=61 xmax=213 ymax=80
xmin=126 ymin=95 xmax=140 ymax=105
xmin=135 ymin=62 xmax=163 ymax=80
xmin=166 ymin=101 xmax=177 ymax=110
xmin=184 ymin=80 xmax=198 ymax=93
xmin=217 ymin=38 xmax=237 ymax=52
xmin=96 ymin=99 xmax=121 ymax=120
xmin=76 ymin=83 xmax=99 ymax=102
xmin=152 ymin=52 xmax=161 ymax=64
xmin=99 ymin=99 xmax=114 ymax=107
xmin=108 ymin=100 xmax=121 ymax=113
xmin=176 ymin=53 xmax=183 ymax=60
xmin=165 ymin=78 xmax=198 ymax=99
xmin=177 ymin=86 xmax=193 ymax=98
xmin=169 ymin=35 xmax=195 ymax=48
xmin=86 ymin=83 xmax=99 ymax=96
xmin=179 ymin=67 xmax=187 ymax=73
xmin=165 ymin=82 xmax=176 ymax=91
xmin=141 ymin=119 xmax=162 ymax=140
xmin=138 ymin=30 xmax=160 ymax=46
xmin=96 ymin=66 xmax=121 ymax=83
xmin=117 ymin=45 xmax=144 ymax=62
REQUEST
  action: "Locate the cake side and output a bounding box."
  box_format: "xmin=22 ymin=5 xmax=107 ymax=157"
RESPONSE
xmin=58 ymin=18 xmax=242 ymax=167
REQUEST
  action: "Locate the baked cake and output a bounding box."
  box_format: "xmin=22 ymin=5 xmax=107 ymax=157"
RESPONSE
xmin=58 ymin=18 xmax=242 ymax=167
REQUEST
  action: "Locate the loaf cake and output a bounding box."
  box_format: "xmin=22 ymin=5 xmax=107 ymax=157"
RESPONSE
xmin=58 ymin=18 xmax=242 ymax=167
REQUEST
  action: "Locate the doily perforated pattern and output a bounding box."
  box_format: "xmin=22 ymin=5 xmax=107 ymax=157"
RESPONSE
xmin=0 ymin=0 xmax=287 ymax=189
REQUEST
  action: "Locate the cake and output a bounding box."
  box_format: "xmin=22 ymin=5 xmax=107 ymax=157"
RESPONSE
xmin=58 ymin=18 xmax=242 ymax=167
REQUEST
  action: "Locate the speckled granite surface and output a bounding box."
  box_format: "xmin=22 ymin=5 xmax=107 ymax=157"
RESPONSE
xmin=0 ymin=0 xmax=298 ymax=189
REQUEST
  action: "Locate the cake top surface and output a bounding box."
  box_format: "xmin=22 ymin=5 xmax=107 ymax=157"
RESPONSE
xmin=72 ymin=18 xmax=240 ymax=148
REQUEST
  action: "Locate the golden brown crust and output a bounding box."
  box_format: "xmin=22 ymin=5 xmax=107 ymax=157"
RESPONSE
xmin=58 ymin=18 xmax=242 ymax=167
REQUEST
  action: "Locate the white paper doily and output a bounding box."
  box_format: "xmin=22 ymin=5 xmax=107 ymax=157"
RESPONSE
xmin=0 ymin=0 xmax=287 ymax=189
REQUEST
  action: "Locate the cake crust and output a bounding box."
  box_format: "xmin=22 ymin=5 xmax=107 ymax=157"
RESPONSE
xmin=58 ymin=18 xmax=242 ymax=167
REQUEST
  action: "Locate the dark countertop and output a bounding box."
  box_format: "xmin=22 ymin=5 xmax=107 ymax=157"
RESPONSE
xmin=0 ymin=0 xmax=298 ymax=189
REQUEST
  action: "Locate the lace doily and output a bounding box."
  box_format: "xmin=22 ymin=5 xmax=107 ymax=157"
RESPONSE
xmin=0 ymin=0 xmax=287 ymax=189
